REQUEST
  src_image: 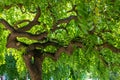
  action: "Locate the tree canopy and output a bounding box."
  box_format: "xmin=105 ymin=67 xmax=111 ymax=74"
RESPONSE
xmin=0 ymin=0 xmax=120 ymax=80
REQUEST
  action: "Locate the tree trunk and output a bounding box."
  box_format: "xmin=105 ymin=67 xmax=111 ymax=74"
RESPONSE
xmin=23 ymin=54 xmax=44 ymax=80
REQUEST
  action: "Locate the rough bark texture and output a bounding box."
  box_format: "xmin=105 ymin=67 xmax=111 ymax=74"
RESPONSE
xmin=0 ymin=6 xmax=119 ymax=80
xmin=23 ymin=53 xmax=43 ymax=80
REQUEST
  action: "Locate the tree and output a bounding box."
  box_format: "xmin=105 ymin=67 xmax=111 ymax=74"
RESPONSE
xmin=0 ymin=0 xmax=120 ymax=80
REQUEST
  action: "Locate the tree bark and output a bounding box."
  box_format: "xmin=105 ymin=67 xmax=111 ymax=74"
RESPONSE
xmin=23 ymin=53 xmax=43 ymax=80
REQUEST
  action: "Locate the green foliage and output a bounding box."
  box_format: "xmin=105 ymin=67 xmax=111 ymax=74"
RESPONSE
xmin=7 ymin=49 xmax=27 ymax=78
xmin=44 ymin=45 xmax=57 ymax=53
xmin=0 ymin=54 xmax=19 ymax=80
xmin=0 ymin=0 xmax=120 ymax=80
xmin=0 ymin=25 xmax=9 ymax=65
xmin=17 ymin=37 xmax=37 ymax=45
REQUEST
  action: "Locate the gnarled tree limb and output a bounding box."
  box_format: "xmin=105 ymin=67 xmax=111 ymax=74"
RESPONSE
xmin=0 ymin=19 xmax=15 ymax=32
xmin=13 ymin=20 xmax=31 ymax=29
xmin=52 ymin=15 xmax=77 ymax=31
xmin=95 ymin=42 xmax=120 ymax=53
xmin=17 ymin=7 xmax=41 ymax=32
xmin=16 ymin=32 xmax=47 ymax=40
xmin=102 ymin=42 xmax=120 ymax=53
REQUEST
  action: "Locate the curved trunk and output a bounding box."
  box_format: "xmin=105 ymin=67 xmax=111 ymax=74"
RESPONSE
xmin=23 ymin=54 xmax=43 ymax=80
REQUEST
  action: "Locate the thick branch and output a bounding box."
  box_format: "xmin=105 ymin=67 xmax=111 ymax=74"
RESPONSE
xmin=26 ymin=40 xmax=82 ymax=52
xmin=14 ymin=20 xmax=31 ymax=28
xmin=26 ymin=41 xmax=59 ymax=52
xmin=24 ymin=40 xmax=83 ymax=61
xmin=33 ymin=7 xmax=41 ymax=21
xmin=102 ymin=42 xmax=120 ymax=53
xmin=6 ymin=34 xmax=18 ymax=48
xmin=17 ymin=21 xmax=40 ymax=32
xmin=45 ymin=41 xmax=83 ymax=61
xmin=0 ymin=19 xmax=15 ymax=32
xmin=6 ymin=32 xmax=28 ymax=48
xmin=6 ymin=38 xmax=27 ymax=48
xmin=23 ymin=53 xmax=42 ymax=80
xmin=26 ymin=40 xmax=83 ymax=61
xmin=16 ymin=32 xmax=47 ymax=40
xmin=17 ymin=7 xmax=41 ymax=32
xmin=96 ymin=42 xmax=120 ymax=53
xmin=52 ymin=16 xmax=77 ymax=31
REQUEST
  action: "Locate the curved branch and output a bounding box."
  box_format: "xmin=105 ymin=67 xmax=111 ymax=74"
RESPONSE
xmin=45 ymin=41 xmax=83 ymax=61
xmin=0 ymin=19 xmax=15 ymax=32
xmin=27 ymin=40 xmax=83 ymax=52
xmin=33 ymin=7 xmax=41 ymax=21
xmin=45 ymin=47 xmax=65 ymax=61
xmin=14 ymin=20 xmax=31 ymax=28
xmin=26 ymin=39 xmax=83 ymax=60
xmin=102 ymin=42 xmax=120 ymax=53
xmin=17 ymin=20 xmax=40 ymax=32
xmin=17 ymin=7 xmax=41 ymax=32
xmin=96 ymin=42 xmax=120 ymax=53
xmin=6 ymin=32 xmax=28 ymax=48
xmin=26 ymin=41 xmax=59 ymax=52
xmin=16 ymin=32 xmax=47 ymax=40
xmin=52 ymin=15 xmax=77 ymax=31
